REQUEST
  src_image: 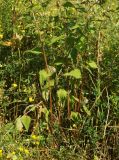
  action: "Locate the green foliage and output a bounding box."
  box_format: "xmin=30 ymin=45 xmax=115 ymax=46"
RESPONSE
xmin=21 ymin=115 xmax=31 ymax=132
xmin=57 ymin=89 xmax=67 ymax=101
xmin=64 ymin=69 xmax=81 ymax=79
xmin=0 ymin=0 xmax=119 ymax=159
xmin=39 ymin=69 xmax=51 ymax=86
xmin=88 ymin=61 xmax=98 ymax=69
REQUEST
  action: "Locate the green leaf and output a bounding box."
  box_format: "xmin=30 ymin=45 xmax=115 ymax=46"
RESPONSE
xmin=70 ymin=24 xmax=79 ymax=30
xmin=88 ymin=61 xmax=98 ymax=69
xmin=26 ymin=50 xmax=41 ymax=55
xmin=63 ymin=2 xmax=75 ymax=8
xmin=44 ymin=79 xmax=55 ymax=89
xmin=39 ymin=69 xmax=51 ymax=86
xmin=15 ymin=117 xmax=23 ymax=132
xmin=25 ymin=48 xmax=42 ymax=55
xmin=57 ymin=89 xmax=67 ymax=100
xmin=83 ymin=105 xmax=91 ymax=116
xmin=64 ymin=69 xmax=81 ymax=79
xmin=49 ymin=35 xmax=65 ymax=45
xmin=43 ymin=108 xmax=49 ymax=122
xmin=21 ymin=115 xmax=31 ymax=132
xmin=70 ymin=111 xmax=79 ymax=120
xmin=72 ymin=96 xmax=79 ymax=102
xmin=54 ymin=62 xmax=63 ymax=66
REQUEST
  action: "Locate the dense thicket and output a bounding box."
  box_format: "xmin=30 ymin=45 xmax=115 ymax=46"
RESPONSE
xmin=0 ymin=0 xmax=119 ymax=159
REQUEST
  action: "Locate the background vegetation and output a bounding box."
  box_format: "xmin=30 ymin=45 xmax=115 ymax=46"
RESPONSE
xmin=0 ymin=0 xmax=119 ymax=159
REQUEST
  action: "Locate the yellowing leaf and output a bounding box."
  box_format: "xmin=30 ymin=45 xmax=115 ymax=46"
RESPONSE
xmin=2 ymin=41 xmax=13 ymax=46
xmin=15 ymin=117 xmax=23 ymax=132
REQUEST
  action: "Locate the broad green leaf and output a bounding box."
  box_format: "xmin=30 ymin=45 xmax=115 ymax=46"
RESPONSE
xmin=57 ymin=89 xmax=67 ymax=100
xmin=88 ymin=61 xmax=98 ymax=69
xmin=15 ymin=117 xmax=23 ymax=132
xmin=83 ymin=105 xmax=91 ymax=116
xmin=64 ymin=69 xmax=81 ymax=79
xmin=21 ymin=115 xmax=31 ymax=132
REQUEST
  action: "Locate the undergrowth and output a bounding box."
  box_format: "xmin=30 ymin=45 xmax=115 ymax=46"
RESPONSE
xmin=0 ymin=0 xmax=119 ymax=159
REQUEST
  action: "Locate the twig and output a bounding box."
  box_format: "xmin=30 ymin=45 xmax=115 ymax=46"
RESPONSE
xmin=103 ymin=88 xmax=110 ymax=139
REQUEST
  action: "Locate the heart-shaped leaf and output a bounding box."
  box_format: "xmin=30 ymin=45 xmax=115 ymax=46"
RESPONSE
xmin=21 ymin=115 xmax=31 ymax=132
